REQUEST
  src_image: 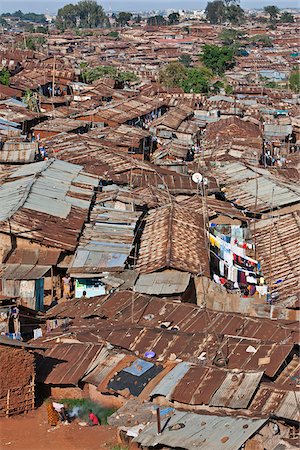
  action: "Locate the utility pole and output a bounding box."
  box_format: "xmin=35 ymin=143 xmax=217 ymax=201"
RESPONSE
xmin=52 ymin=55 xmax=56 ymax=97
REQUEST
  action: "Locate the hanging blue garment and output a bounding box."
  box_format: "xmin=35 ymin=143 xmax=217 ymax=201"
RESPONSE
xmin=35 ymin=278 xmax=44 ymax=311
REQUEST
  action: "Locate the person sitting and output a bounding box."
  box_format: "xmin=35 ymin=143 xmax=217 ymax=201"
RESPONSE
xmin=88 ymin=409 xmax=100 ymax=426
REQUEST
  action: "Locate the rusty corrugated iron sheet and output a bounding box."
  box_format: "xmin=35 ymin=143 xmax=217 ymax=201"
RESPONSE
xmin=35 ymin=342 xmax=104 ymax=385
xmin=136 ymin=204 xmax=210 ymax=275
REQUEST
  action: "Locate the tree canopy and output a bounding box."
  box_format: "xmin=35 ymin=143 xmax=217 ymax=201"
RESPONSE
xmin=82 ymin=65 xmax=138 ymax=84
xmin=179 ymin=54 xmax=192 ymax=67
xmin=159 ymin=62 xmax=214 ymax=94
xmin=168 ymin=12 xmax=180 ymax=24
xmin=201 ymin=44 xmax=236 ymax=75
xmin=289 ymin=69 xmax=300 ymax=93
xmin=1 ymin=10 xmax=47 ymax=23
xmin=116 ymin=12 xmax=132 ymax=26
xmin=147 ymin=15 xmax=166 ymax=26
xmin=218 ymin=28 xmax=245 ymax=46
xmin=264 ymin=5 xmax=279 ymax=24
xmin=57 ymin=0 xmax=108 ymax=29
xmin=205 ymin=0 xmax=244 ymax=25
xmin=280 ymin=11 xmax=294 ymax=23
xmin=0 ymin=68 xmax=10 ymax=86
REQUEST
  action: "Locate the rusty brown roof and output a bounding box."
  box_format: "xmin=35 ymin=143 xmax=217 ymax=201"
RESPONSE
xmin=35 ymin=342 xmax=104 ymax=385
xmin=136 ymin=204 xmax=210 ymax=275
xmin=250 ymin=212 xmax=300 ymax=304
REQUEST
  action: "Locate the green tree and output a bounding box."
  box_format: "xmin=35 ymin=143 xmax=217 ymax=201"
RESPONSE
xmin=226 ymin=3 xmax=244 ymax=24
xmin=181 ymin=67 xmax=213 ymax=93
xmin=116 ymin=71 xmax=138 ymax=83
xmin=289 ymin=69 xmax=300 ymax=93
xmin=280 ymin=11 xmax=294 ymax=23
xmin=57 ymin=1 xmax=107 ymax=29
xmin=108 ymin=30 xmax=119 ymax=39
xmin=57 ymin=3 xmax=78 ymax=29
xmin=77 ymin=0 xmax=107 ymax=28
xmin=205 ymin=0 xmax=226 ymax=24
xmin=179 ymin=54 xmax=192 ymax=67
xmin=0 ymin=68 xmax=10 ymax=86
xmin=248 ymin=34 xmax=272 ymax=47
xmin=134 ymin=14 xmax=142 ymax=23
xmin=116 ymin=12 xmax=132 ymax=26
xmin=201 ymin=44 xmax=236 ymax=75
xmin=264 ymin=5 xmax=279 ymax=23
xmin=168 ymin=12 xmax=180 ymax=24
xmin=147 ymin=15 xmax=166 ymax=26
xmin=159 ymin=62 xmax=187 ymax=88
xmin=218 ymin=28 xmax=244 ymax=45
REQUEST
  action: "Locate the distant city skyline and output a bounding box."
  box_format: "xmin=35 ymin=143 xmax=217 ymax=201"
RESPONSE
xmin=0 ymin=0 xmax=299 ymax=14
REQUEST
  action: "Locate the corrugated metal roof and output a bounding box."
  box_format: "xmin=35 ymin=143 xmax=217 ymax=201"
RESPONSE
xmin=135 ymin=270 xmax=191 ymax=295
xmin=150 ymin=362 xmax=191 ymax=398
xmin=136 ymin=204 xmax=210 ymax=275
xmin=133 ymin=411 xmax=267 ymax=450
xmin=250 ymin=212 xmax=300 ymax=303
xmin=82 ymin=352 xmax=126 ymax=386
xmin=209 ymin=371 xmax=263 ymax=409
xmin=36 ymin=343 xmax=103 ymax=385
xmin=0 ymin=264 xmax=51 ymax=280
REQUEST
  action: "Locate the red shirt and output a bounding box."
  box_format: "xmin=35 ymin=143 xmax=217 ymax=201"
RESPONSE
xmin=89 ymin=412 xmax=99 ymax=425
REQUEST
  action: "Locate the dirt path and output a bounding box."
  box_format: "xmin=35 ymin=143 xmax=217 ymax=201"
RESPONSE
xmin=0 ymin=407 xmax=119 ymax=450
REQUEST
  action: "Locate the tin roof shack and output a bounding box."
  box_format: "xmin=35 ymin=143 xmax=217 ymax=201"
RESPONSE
xmin=32 ymin=118 xmax=90 ymax=140
xmin=263 ymin=122 xmax=293 ymax=158
xmin=250 ymin=212 xmax=300 ymax=315
xmin=0 ymin=159 xmax=99 ymax=310
xmin=74 ymin=95 xmax=168 ymax=128
xmin=35 ymin=342 xmax=106 ymax=400
xmin=0 ymin=336 xmax=36 ymax=416
xmin=101 ymin=124 xmax=153 ymax=160
xmin=69 ymin=191 xmax=142 ymax=295
xmin=0 ymin=140 xmax=38 ymax=164
xmin=136 ymin=203 xmax=210 ymax=302
xmin=149 ymin=105 xmax=198 ymax=146
xmin=0 ymin=102 xmax=47 ymax=135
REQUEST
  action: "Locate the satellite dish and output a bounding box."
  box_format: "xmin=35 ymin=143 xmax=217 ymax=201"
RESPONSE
xmin=192 ymin=172 xmax=203 ymax=184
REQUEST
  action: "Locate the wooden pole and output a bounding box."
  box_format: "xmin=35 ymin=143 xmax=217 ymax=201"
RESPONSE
xmin=156 ymin=407 xmax=161 ymax=435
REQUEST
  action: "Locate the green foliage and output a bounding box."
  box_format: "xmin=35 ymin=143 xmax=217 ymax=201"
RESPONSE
xmin=116 ymin=12 xmax=132 ymax=26
xmin=225 ymin=4 xmax=245 ymax=24
xmin=1 ymin=10 xmax=47 ymax=23
xmin=179 ymin=53 xmax=192 ymax=67
xmin=159 ymin=62 xmax=213 ymax=93
xmin=108 ymin=30 xmax=119 ymax=39
xmin=159 ymin=62 xmax=187 ymax=88
xmin=134 ymin=14 xmax=142 ymax=23
xmin=205 ymin=0 xmax=244 ymax=24
xmin=82 ymin=65 xmax=138 ymax=84
xmin=264 ymin=5 xmax=279 ymax=23
xmin=181 ymin=67 xmax=213 ymax=93
xmin=60 ymin=398 xmax=116 ymax=424
xmin=168 ymin=12 xmax=180 ymax=24
xmin=225 ymin=83 xmax=233 ymax=94
xmin=218 ymin=28 xmax=245 ymax=45
xmin=201 ymin=44 xmax=236 ymax=75
xmin=289 ymin=69 xmax=300 ymax=93
xmin=147 ymin=15 xmax=166 ymax=26
xmin=0 ymin=68 xmax=10 ymax=86
xmin=280 ymin=11 xmax=294 ymax=23
xmin=248 ymin=34 xmax=272 ymax=47
xmin=18 ymin=35 xmax=46 ymax=51
xmin=0 ymin=17 xmax=8 ymax=27
xmin=57 ymin=0 xmax=108 ymax=29
xmin=111 ymin=446 xmax=129 ymax=450
xmin=205 ymin=1 xmax=226 ymax=24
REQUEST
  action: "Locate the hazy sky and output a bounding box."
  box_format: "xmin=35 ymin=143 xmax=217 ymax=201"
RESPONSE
xmin=0 ymin=0 xmax=298 ymax=14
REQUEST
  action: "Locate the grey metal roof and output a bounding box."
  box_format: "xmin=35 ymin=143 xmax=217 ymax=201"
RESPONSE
xmin=0 ymin=264 xmax=51 ymax=280
xmin=209 ymin=371 xmax=263 ymax=409
xmin=133 ymin=411 xmax=267 ymax=450
xmin=150 ymin=362 xmax=191 ymax=398
xmin=0 ymin=158 xmax=98 ymax=221
xmin=215 ymin=162 xmax=300 ymax=212
xmin=275 ymin=391 xmax=300 ymax=421
xmin=70 ymin=196 xmax=142 ymax=274
xmin=135 ymin=270 xmax=191 ymax=295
